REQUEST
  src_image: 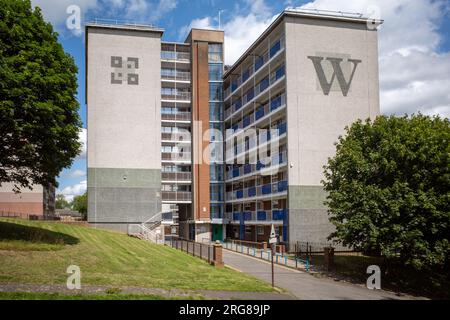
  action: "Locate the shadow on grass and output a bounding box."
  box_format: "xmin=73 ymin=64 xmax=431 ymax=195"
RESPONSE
xmin=0 ymin=221 xmax=79 ymax=246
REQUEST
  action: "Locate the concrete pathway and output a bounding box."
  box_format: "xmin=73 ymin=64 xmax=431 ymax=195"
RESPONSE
xmin=223 ymin=249 xmax=426 ymax=300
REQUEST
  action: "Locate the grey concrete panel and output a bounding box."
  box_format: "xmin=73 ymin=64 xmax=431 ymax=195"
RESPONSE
xmin=88 ymin=168 xmax=161 ymax=226
xmin=88 ymin=167 xmax=161 ymax=189
xmin=288 ymin=185 xmax=334 ymax=244
xmin=288 ymin=185 xmax=328 ymax=209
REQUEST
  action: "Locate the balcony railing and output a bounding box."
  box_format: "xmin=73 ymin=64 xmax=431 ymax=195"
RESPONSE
xmin=224 ymin=37 xmax=284 ymax=100
xmin=161 ymin=132 xmax=191 ymax=142
xmin=226 ymin=124 xmax=288 ymax=163
xmin=224 ymin=64 xmax=286 ymax=120
xmin=161 ymin=112 xmax=191 ymax=121
xmin=226 ymin=94 xmax=286 ymax=138
xmin=161 ymin=51 xmax=190 ymax=62
xmin=161 ymin=152 xmax=191 ymax=161
xmin=161 ymin=70 xmax=191 ymax=81
xmin=225 ymin=180 xmax=288 ymax=201
xmin=161 ymin=191 xmax=192 ymax=201
xmin=226 ymin=152 xmax=287 ymax=180
xmin=225 ymin=209 xmax=287 ymax=223
xmin=161 ymin=172 xmax=192 ymax=181
xmin=161 ymin=91 xmax=191 ymax=101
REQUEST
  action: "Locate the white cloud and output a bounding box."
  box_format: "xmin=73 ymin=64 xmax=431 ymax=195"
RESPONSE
xmin=32 ymin=0 xmax=178 ymax=36
xmin=179 ymin=0 xmax=278 ymax=65
xmin=181 ymin=0 xmax=450 ymax=118
xmin=77 ymin=128 xmax=87 ymax=160
xmin=68 ymin=169 xmax=87 ymax=178
xmin=293 ymin=0 xmax=450 ymax=117
xmin=32 ymin=0 xmax=98 ymax=24
xmin=31 ymin=0 xmax=98 ymax=36
xmin=59 ymin=180 xmax=87 ymax=201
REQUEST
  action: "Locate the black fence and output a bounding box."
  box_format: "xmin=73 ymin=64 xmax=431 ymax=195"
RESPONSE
xmin=291 ymin=241 xmax=360 ymax=257
xmin=168 ymin=238 xmax=214 ymax=264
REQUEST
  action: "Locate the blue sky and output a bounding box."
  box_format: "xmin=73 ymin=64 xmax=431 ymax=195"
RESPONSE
xmin=30 ymin=0 xmax=450 ymax=200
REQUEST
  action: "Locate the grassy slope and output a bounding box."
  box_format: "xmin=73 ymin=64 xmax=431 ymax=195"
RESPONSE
xmin=0 ymin=292 xmax=203 ymax=300
xmin=0 ymin=218 xmax=272 ymax=292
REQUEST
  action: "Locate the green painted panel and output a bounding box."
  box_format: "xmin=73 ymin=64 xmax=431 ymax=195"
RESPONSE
xmin=288 ymin=185 xmax=328 ymax=209
xmin=88 ymin=168 xmax=161 ymax=188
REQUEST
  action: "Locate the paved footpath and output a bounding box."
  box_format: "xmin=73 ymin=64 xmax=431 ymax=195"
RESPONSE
xmin=223 ymin=250 xmax=426 ymax=300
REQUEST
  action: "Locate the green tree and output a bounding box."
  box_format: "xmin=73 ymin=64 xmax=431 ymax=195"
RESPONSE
xmin=0 ymin=0 xmax=81 ymax=191
xmin=72 ymin=192 xmax=87 ymax=220
xmin=55 ymin=194 xmax=70 ymax=210
xmin=323 ymin=114 xmax=450 ymax=271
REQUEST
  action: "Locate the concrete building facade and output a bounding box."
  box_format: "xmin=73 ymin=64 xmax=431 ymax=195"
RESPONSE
xmin=86 ymin=9 xmax=382 ymax=247
xmin=0 ymin=182 xmax=55 ymax=218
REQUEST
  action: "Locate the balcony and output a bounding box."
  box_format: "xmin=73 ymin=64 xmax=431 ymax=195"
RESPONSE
xmin=161 ymin=191 xmax=192 ymax=202
xmin=225 ymin=209 xmax=287 ymax=224
xmin=225 ymin=179 xmax=288 ymax=202
xmin=161 ymin=51 xmax=190 ymax=62
xmin=224 ymin=64 xmax=286 ymax=120
xmin=224 ymin=37 xmax=285 ymax=101
xmin=161 ymin=172 xmax=192 ymax=182
xmin=226 ymin=151 xmax=287 ymax=181
xmin=225 ymin=94 xmax=286 ymax=139
xmin=161 ymin=112 xmax=191 ymax=122
xmin=161 ymin=132 xmax=191 ymax=142
xmin=161 ymin=70 xmax=191 ymax=82
xmin=161 ymin=152 xmax=191 ymax=162
xmin=226 ymin=125 xmax=288 ymax=163
xmin=161 ymin=91 xmax=191 ymax=102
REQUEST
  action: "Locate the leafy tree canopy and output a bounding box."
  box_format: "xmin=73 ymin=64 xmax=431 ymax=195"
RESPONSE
xmin=0 ymin=0 xmax=81 ymax=191
xmin=71 ymin=192 xmax=87 ymax=220
xmin=323 ymin=114 xmax=450 ymax=270
xmin=55 ymin=194 xmax=69 ymax=210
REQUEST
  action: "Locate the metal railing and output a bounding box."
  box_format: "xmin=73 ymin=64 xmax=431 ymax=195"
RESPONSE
xmin=161 ymin=92 xmax=191 ymax=101
xmin=161 ymin=191 xmax=192 ymax=201
xmin=224 ymin=209 xmax=287 ymax=222
xmin=161 ymin=132 xmax=191 ymax=142
xmin=89 ymin=18 xmax=158 ymax=28
xmin=224 ymin=64 xmax=286 ymax=121
xmin=222 ymin=240 xmax=313 ymax=272
xmin=161 ymin=172 xmax=192 ymax=181
xmin=168 ymin=238 xmax=214 ymax=264
xmin=161 ymin=152 xmax=191 ymax=161
xmin=161 ymin=51 xmax=191 ymax=61
xmin=161 ymin=70 xmax=191 ymax=81
xmin=225 ymin=151 xmax=288 ymax=179
xmin=226 ymin=180 xmax=288 ymax=201
xmin=226 ymin=94 xmax=286 ymax=140
xmin=161 ymin=112 xmax=191 ymax=121
xmin=224 ymin=37 xmax=285 ymax=101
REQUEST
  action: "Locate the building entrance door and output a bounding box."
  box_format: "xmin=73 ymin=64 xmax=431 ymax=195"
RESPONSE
xmin=212 ymin=225 xmax=223 ymax=241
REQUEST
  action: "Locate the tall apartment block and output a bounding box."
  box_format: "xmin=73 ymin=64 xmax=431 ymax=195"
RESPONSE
xmin=86 ymin=9 xmax=382 ymax=247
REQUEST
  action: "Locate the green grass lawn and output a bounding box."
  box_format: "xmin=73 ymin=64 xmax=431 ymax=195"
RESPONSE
xmin=0 ymin=218 xmax=273 ymax=292
xmin=0 ymin=292 xmax=203 ymax=300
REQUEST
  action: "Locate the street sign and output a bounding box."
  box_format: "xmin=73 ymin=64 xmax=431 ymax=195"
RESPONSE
xmin=269 ymin=224 xmax=277 ymax=243
xmin=270 ymin=224 xmax=276 ymax=238
xmin=269 ymin=224 xmax=276 ymax=288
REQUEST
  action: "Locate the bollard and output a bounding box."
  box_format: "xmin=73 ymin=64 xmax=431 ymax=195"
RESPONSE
xmin=212 ymin=240 xmax=224 ymax=268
